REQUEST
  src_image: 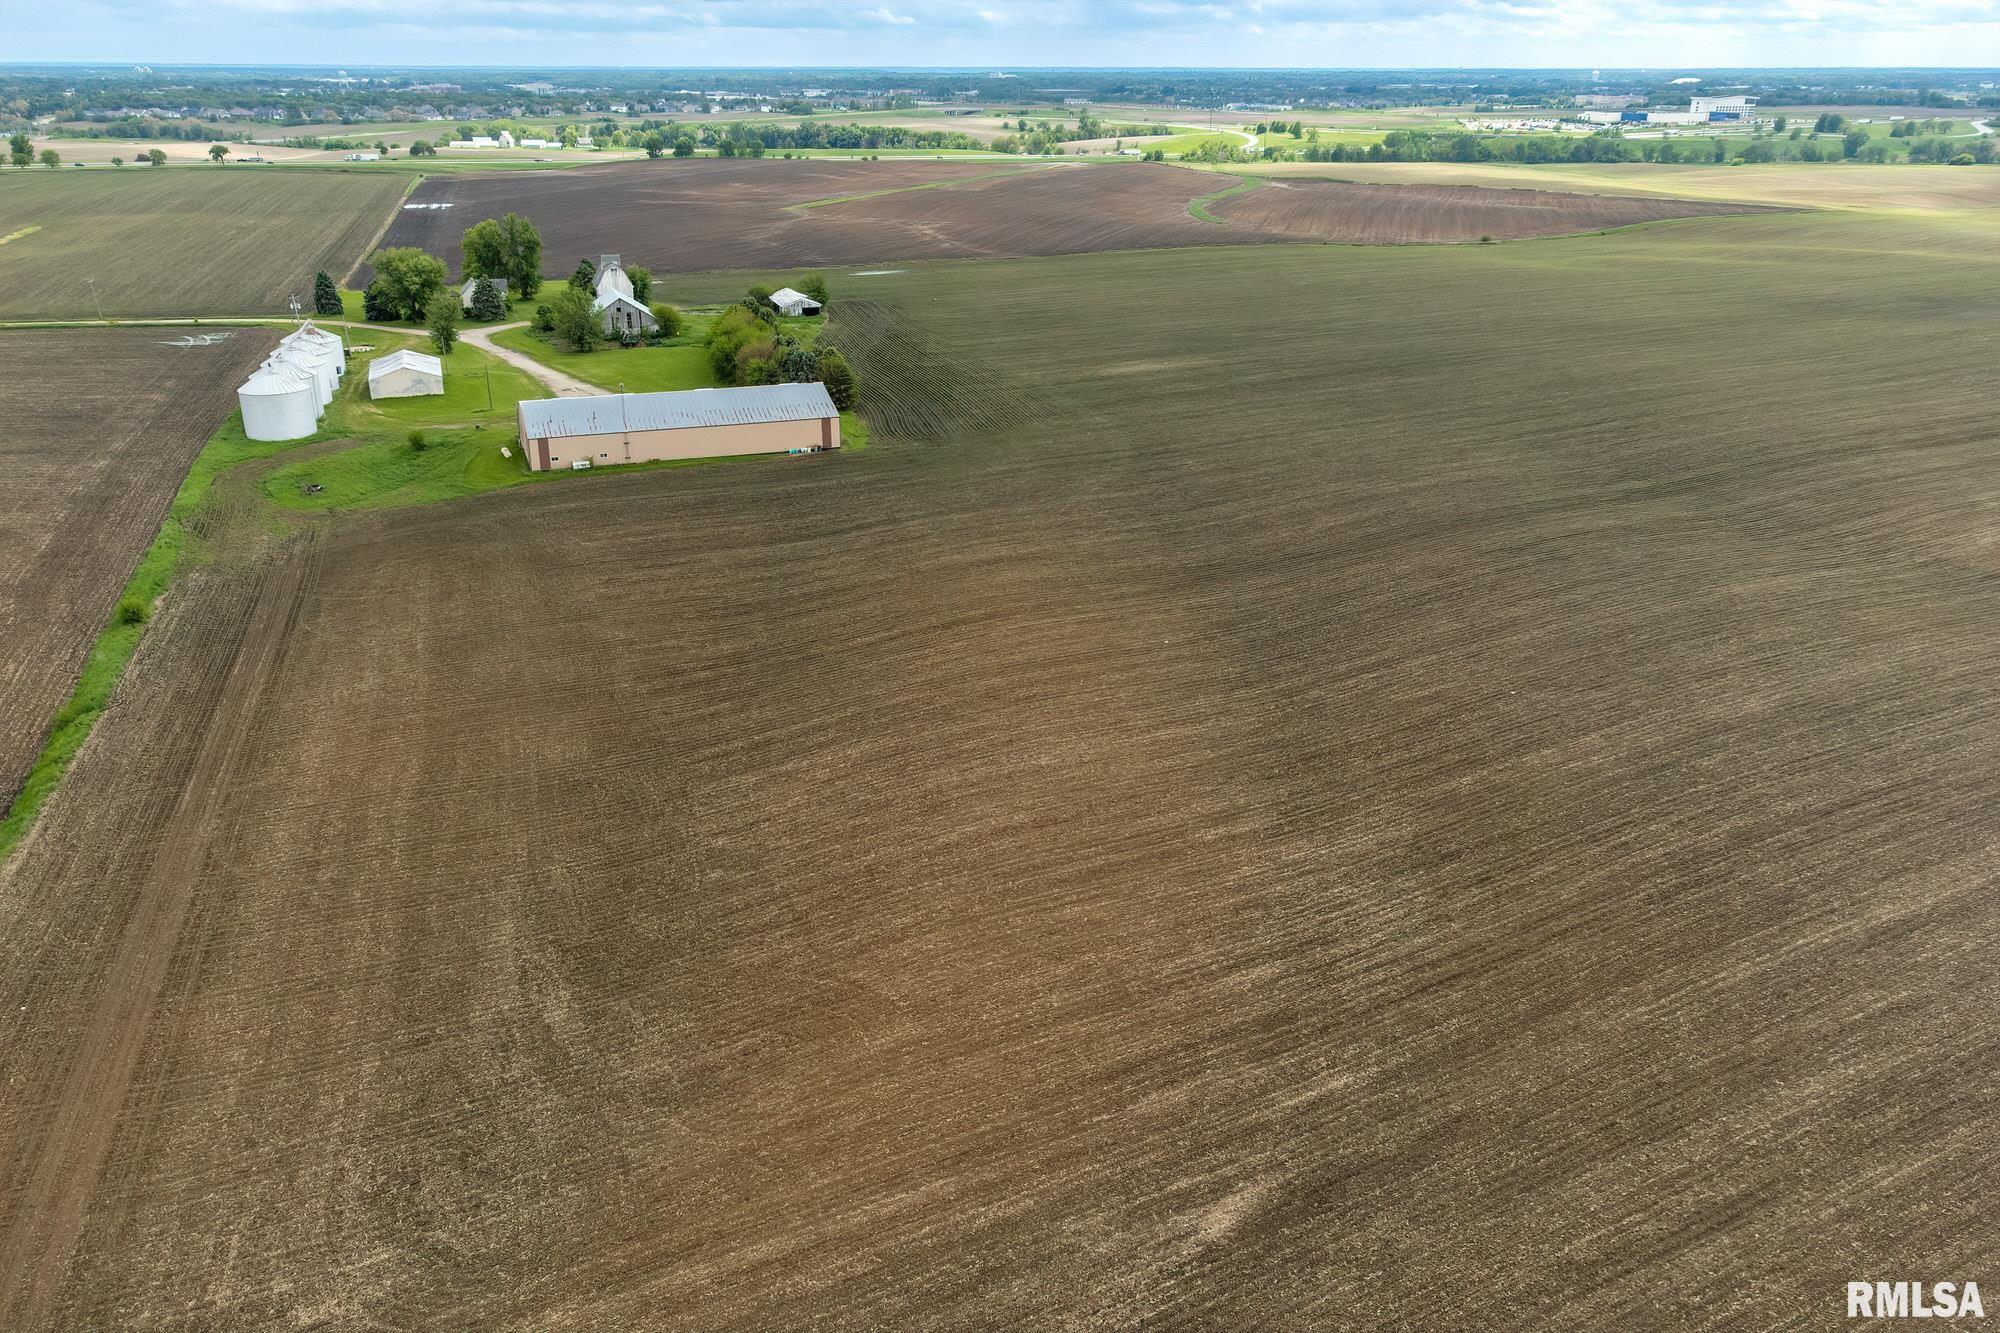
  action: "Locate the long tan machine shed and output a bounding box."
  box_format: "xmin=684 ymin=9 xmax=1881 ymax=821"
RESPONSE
xmin=517 ymin=383 xmax=840 ymax=471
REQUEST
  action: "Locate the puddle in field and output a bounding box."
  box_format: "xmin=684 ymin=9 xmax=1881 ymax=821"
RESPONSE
xmin=849 ymin=270 xmax=907 ymax=276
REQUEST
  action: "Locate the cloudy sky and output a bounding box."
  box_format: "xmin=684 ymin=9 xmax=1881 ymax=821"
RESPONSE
xmin=19 ymin=0 xmax=2000 ymax=68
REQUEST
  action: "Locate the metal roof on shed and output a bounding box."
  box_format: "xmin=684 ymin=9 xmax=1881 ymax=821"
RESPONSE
xmin=368 ymin=348 xmax=443 ymax=380
xmin=518 ymin=383 xmax=838 ymax=440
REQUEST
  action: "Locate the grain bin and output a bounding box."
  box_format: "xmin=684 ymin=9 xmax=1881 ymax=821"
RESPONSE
xmin=238 ymin=363 xmax=319 ymax=441
xmin=267 ymin=343 xmax=338 ymax=411
xmin=282 ymin=322 xmax=346 ymax=377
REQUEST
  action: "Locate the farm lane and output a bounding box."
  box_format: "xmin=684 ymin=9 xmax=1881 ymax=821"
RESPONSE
xmin=460 ymin=322 xmax=604 ymax=398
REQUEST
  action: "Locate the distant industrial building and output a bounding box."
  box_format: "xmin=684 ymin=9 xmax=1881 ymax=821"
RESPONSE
xmin=1689 ymin=95 xmax=1757 ymax=120
xmin=516 ymin=383 xmax=840 ymax=471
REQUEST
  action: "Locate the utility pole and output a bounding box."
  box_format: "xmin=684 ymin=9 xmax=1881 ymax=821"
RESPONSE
xmin=85 ymin=276 xmax=103 ymax=321
xmin=485 ymin=367 xmax=492 ymax=411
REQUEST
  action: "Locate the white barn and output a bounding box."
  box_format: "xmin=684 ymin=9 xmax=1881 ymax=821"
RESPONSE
xmin=769 ymin=286 xmax=823 ymax=317
xmin=239 ymin=364 xmax=320 ymax=441
xmin=593 ymin=254 xmax=658 ymax=335
xmin=369 ymin=348 xmax=445 ymax=399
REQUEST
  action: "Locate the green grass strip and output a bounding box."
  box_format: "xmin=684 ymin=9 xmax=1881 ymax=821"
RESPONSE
xmin=1187 ymin=176 xmax=1265 ymax=224
xmin=0 ymin=416 xmax=307 ymax=858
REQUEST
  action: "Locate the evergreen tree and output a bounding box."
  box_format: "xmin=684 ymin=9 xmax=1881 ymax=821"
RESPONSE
xmin=362 ymin=281 xmax=397 ymax=322
xmin=469 ymin=277 xmax=506 ymax=322
xmin=568 ymin=259 xmax=597 ymax=293
xmin=312 ymin=271 xmax=342 ymax=317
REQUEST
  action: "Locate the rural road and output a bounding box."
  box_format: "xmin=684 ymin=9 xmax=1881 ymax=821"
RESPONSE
xmin=461 ymin=322 xmax=604 ymax=397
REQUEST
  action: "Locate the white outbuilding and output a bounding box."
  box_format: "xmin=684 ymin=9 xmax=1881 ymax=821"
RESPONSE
xmin=238 ymin=363 xmax=320 ymax=441
xmin=368 ymin=348 xmax=445 ymax=399
xmin=769 ymin=287 xmax=823 ymax=317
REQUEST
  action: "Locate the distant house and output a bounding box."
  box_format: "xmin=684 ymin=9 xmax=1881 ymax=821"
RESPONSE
xmin=459 ymin=276 xmax=508 ymax=311
xmin=459 ymin=134 xmax=498 ymax=148
xmin=768 ymin=287 xmax=823 ymax=318
xmin=592 ymin=255 xmax=657 ymax=335
xmin=517 ymin=383 xmax=840 ymax=470
xmin=519 ymin=137 xmax=551 ymax=149
xmin=343 ymin=151 xmax=379 ymax=161
xmin=368 ymin=348 xmax=445 ymax=399
xmin=497 ymin=129 xmax=516 ymax=147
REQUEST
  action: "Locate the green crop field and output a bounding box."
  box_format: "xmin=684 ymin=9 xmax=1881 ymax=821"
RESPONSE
xmin=0 ymin=169 xmax=409 ymax=319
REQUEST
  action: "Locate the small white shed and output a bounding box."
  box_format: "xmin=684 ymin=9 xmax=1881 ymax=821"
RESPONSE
xmin=768 ymin=287 xmax=823 ymax=317
xmin=239 ymin=364 xmax=320 ymax=441
xmin=368 ymin=348 xmax=445 ymax=399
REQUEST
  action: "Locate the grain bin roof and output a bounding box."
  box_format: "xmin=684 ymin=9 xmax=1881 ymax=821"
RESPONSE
xmin=240 ymin=364 xmax=315 ymax=395
xmin=368 ymin=348 xmax=443 ymax=380
xmin=519 ymin=384 xmax=838 ymax=440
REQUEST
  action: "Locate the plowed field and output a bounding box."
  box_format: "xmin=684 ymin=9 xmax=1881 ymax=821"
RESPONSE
xmin=369 ymin=157 xmax=1782 ymax=281
xmin=1210 ymin=177 xmax=1783 ymax=241
xmin=0 ymin=327 xmax=275 ymax=809
xmin=0 ymin=171 xmax=408 ymax=319
xmin=4 ymin=209 xmax=1998 ymax=1329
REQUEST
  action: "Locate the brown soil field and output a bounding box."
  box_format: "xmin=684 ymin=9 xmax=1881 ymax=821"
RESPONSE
xmin=0 ymin=327 xmax=275 ymax=809
xmin=3 ymin=208 xmax=1998 ymax=1327
xmin=0 ymin=170 xmax=409 ymax=319
xmin=368 ymin=158 xmax=1780 ymax=282
xmin=367 ymin=157 xmax=1019 ymax=279
xmin=1211 ymin=178 xmax=1783 ymax=241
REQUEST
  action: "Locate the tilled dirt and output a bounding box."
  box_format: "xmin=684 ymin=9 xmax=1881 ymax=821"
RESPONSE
xmin=2 ymin=221 xmax=1997 ymax=1329
xmin=368 ymin=158 xmax=1782 ymax=283
xmin=1211 ymin=177 xmax=1784 ymax=242
xmin=0 ymin=327 xmax=276 ymax=808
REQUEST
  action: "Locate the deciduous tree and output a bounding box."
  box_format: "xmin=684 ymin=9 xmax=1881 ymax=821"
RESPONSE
xmin=368 ymin=246 xmax=448 ymax=321
xmin=425 ymin=289 xmax=461 ymax=355
xmin=461 ymin=212 xmax=543 ymax=299
xmin=548 ymin=285 xmax=600 ymax=352
xmin=819 ymin=348 xmax=857 ymax=410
